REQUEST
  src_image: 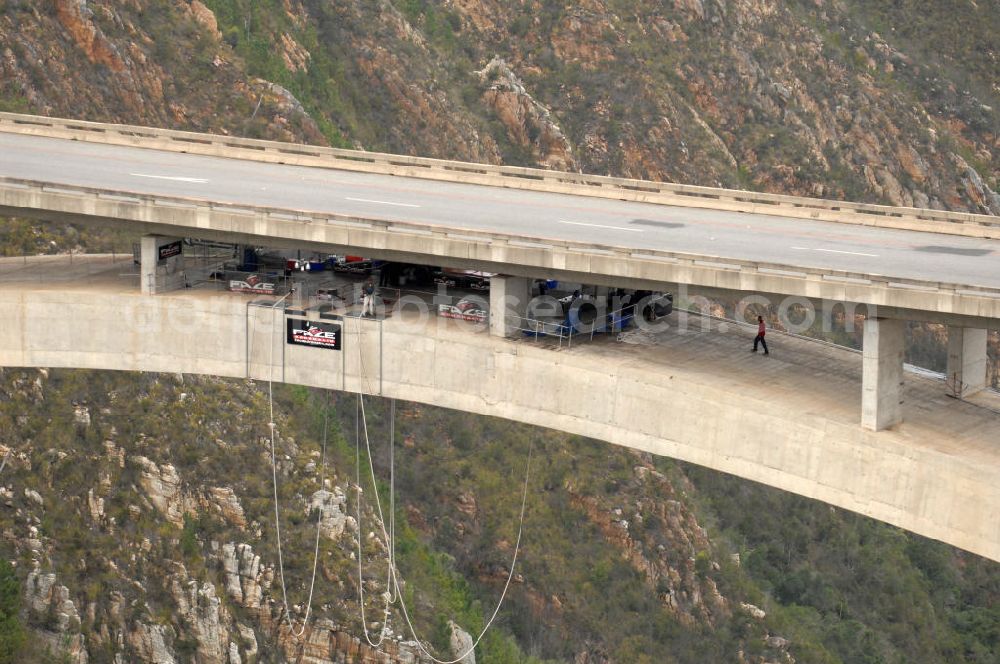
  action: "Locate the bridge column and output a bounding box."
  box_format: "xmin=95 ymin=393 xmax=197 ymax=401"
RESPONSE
xmin=489 ymin=275 xmax=530 ymax=338
xmin=140 ymin=235 xmax=186 ymax=295
xmin=946 ymin=326 xmax=988 ymax=398
xmin=862 ymin=318 xmax=904 ymax=431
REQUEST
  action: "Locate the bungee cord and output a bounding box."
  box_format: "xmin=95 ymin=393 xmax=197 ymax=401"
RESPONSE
xmin=384 ymin=437 xmax=533 ymax=664
xmin=255 ymin=284 xmax=533 ymax=660
xmin=355 ymin=393 xmax=396 ymax=647
xmin=347 ymin=298 xmax=534 ymax=662
xmin=263 ymin=292 xmax=329 ymax=637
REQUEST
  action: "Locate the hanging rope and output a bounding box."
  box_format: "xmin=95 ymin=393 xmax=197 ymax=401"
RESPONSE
xmin=387 ymin=437 xmax=533 ymax=664
xmin=352 ymin=312 xmax=396 ymax=584
xmin=353 ymin=314 xmax=379 ymax=396
xmin=355 ymin=393 xmax=395 ymax=646
xmin=354 ymin=391 xmax=534 ymax=663
xmin=347 ymin=286 xmax=534 ymax=662
xmin=263 ymin=292 xmax=329 ymax=637
xmin=283 ymin=389 xmax=331 ymax=638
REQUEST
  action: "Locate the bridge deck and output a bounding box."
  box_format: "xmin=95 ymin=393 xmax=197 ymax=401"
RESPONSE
xmin=2 ymin=254 xmax=997 ymax=457
xmin=579 ymin=313 xmax=1000 ymax=463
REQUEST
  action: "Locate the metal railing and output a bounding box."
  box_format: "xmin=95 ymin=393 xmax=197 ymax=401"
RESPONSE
xmin=510 ymin=295 xmax=673 ymax=349
xmin=672 ymin=305 xmax=1000 ymax=398
xmin=510 ymin=315 xmax=574 ymax=348
xmin=0 ymin=252 xmax=135 ymax=282
xmin=278 ymin=281 xmax=410 ymax=319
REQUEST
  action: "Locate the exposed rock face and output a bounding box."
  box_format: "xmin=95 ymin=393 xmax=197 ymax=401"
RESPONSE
xmin=74 ymin=403 xmax=91 ymax=426
xmin=53 ymin=0 xmax=126 ymax=72
xmin=254 ymin=80 xmax=327 ymax=144
xmin=222 ymin=542 xmax=272 ymax=609
xmin=0 ymin=1 xmax=271 ymax=133
xmin=262 ymin=614 xmax=425 ymax=664
xmin=24 ymin=487 xmax=44 ymax=506
xmin=236 ymin=623 xmax=258 ymax=661
xmin=134 ymin=456 xmax=187 ymax=527
xmin=128 ymin=623 xmax=178 ymax=664
xmin=568 ymin=463 xmax=730 ymax=626
xmin=208 ymin=487 xmax=247 ymax=529
xmin=170 ymin=564 xmax=232 ymax=664
xmin=134 ymin=456 xmax=247 ymax=529
xmin=279 ymin=33 xmax=311 ymax=72
xmin=3 ymin=0 xmax=995 ymax=211
xmin=953 ymin=153 xmax=1000 ymax=215
xmin=448 ymin=620 xmax=476 ymax=664
xmin=87 ymin=487 xmax=105 ymax=521
xmin=25 ymin=571 xmax=88 ymax=663
xmin=476 ymin=56 xmax=576 ymax=170
xmin=30 ymin=573 xmax=80 ymax=632
xmin=188 ymin=1 xmax=222 ymax=39
xmin=308 ymin=487 xmax=349 ymax=540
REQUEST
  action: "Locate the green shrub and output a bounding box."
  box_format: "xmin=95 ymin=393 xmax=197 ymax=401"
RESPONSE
xmin=0 ymin=560 xmax=26 ymax=663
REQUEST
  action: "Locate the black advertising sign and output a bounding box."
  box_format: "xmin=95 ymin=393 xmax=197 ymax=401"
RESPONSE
xmin=158 ymin=240 xmax=183 ymax=261
xmin=286 ymin=318 xmax=342 ymax=350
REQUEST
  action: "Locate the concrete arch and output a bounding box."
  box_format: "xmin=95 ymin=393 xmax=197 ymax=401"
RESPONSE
xmin=1 ymin=281 xmax=998 ymax=562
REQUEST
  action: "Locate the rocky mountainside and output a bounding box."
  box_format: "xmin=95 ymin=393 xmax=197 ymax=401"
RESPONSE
xmin=0 ymin=370 xmax=996 ymax=663
xmin=1 ymin=0 xmax=997 ymax=211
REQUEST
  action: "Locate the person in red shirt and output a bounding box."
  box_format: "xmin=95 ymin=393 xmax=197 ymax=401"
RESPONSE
xmin=752 ymin=315 xmax=769 ymax=355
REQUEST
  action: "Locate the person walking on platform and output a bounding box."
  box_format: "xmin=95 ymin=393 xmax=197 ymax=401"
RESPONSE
xmin=362 ymin=278 xmax=377 ymax=317
xmin=752 ymin=315 xmax=769 ymax=355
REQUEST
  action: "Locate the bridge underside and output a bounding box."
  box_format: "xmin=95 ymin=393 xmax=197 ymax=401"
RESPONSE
xmin=1 ymin=259 xmax=998 ymax=562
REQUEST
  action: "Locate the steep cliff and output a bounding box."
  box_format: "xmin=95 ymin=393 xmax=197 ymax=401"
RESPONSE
xmin=1 ymin=0 xmax=996 ymax=210
xmin=3 ymin=370 xmax=995 ymax=663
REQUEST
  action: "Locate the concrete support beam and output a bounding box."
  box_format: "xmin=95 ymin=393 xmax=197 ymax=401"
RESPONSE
xmin=862 ymin=318 xmax=905 ymax=431
xmin=6 ymin=182 xmax=1000 ymax=325
xmin=140 ymin=235 xmax=185 ymax=295
xmin=489 ymin=275 xmax=530 ymax=338
xmin=139 ymin=235 xmax=157 ymax=295
xmin=947 ymin=327 xmax=988 ymax=398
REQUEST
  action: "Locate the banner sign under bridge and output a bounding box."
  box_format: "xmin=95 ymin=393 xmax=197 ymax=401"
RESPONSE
xmin=286 ymin=318 xmax=342 ymax=351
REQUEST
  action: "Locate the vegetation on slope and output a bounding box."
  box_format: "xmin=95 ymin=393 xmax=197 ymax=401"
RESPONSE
xmin=357 ymin=397 xmax=1000 ymax=663
xmin=0 ymin=367 xmax=995 ymax=662
xmin=2 ymin=0 xmax=998 ymax=208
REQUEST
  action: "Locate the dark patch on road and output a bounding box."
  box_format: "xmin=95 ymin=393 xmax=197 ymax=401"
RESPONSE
xmin=630 ymin=219 xmax=685 ymax=229
xmin=914 ymin=245 xmax=992 ymax=257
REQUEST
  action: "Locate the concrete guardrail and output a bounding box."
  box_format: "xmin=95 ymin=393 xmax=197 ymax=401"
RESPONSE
xmin=1 ymin=112 xmax=998 ymax=240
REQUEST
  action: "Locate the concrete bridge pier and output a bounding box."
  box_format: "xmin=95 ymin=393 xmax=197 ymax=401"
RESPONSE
xmin=862 ymin=318 xmax=904 ymax=431
xmin=139 ymin=234 xmax=186 ymax=295
xmin=947 ymin=326 xmax=988 ymax=398
xmin=489 ymin=275 xmax=530 ymax=338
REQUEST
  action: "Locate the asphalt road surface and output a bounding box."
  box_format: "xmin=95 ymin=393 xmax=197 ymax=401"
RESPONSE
xmin=1 ymin=132 xmax=999 ymax=289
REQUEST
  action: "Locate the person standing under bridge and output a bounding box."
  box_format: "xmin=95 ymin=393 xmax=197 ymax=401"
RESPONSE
xmin=362 ymin=278 xmax=377 ymax=317
xmin=752 ymin=315 xmax=769 ymax=355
